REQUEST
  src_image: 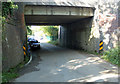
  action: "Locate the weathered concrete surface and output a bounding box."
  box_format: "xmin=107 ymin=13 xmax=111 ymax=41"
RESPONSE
xmin=24 ymin=5 xmax=94 ymax=25
xmin=59 ymin=17 xmax=96 ymax=51
xmin=0 ymin=1 xmax=2 ymax=83
xmin=24 ymin=6 xmax=94 ymax=16
xmin=118 ymin=1 xmax=120 ymax=47
xmin=25 ymin=15 xmax=91 ymax=25
xmin=2 ymin=3 xmax=27 ymax=71
xmin=14 ymin=43 xmax=118 ymax=82
xmin=11 ymin=0 xmax=98 ymax=7
xmin=59 ymin=0 xmax=120 ymax=52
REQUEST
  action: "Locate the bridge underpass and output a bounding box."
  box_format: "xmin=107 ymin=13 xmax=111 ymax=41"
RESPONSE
xmin=24 ymin=5 xmax=96 ymax=51
xmin=2 ymin=1 xmax=119 ymax=82
xmin=14 ymin=5 xmax=118 ymax=82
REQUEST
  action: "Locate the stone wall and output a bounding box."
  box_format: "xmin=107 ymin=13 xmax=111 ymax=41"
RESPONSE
xmin=118 ymin=1 xmax=120 ymax=47
xmin=94 ymin=0 xmax=119 ymax=50
xmin=2 ymin=3 xmax=27 ymax=71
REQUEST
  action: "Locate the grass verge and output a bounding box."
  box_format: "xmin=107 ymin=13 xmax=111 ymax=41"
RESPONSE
xmin=2 ymin=56 xmax=29 ymax=83
xmin=101 ymin=47 xmax=120 ymax=67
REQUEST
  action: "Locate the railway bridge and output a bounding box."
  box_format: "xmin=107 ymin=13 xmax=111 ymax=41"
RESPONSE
xmin=2 ymin=0 xmax=120 ymax=70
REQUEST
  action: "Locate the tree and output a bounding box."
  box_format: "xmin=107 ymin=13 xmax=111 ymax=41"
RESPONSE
xmin=40 ymin=26 xmax=58 ymax=36
xmin=38 ymin=26 xmax=59 ymax=41
xmin=2 ymin=2 xmax=18 ymax=19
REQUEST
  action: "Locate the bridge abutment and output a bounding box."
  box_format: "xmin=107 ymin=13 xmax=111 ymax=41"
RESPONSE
xmin=59 ymin=0 xmax=120 ymax=52
xmin=59 ymin=17 xmax=100 ymax=52
xmin=2 ymin=3 xmax=27 ymax=71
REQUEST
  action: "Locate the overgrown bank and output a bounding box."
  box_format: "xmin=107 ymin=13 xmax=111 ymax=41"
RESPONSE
xmin=2 ymin=56 xmax=29 ymax=83
xmin=101 ymin=47 xmax=120 ymax=67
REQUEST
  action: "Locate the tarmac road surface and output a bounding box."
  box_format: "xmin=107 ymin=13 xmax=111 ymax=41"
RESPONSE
xmin=14 ymin=43 xmax=119 ymax=82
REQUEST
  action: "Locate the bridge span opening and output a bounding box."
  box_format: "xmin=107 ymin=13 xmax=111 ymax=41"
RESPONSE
xmin=24 ymin=5 xmax=96 ymax=51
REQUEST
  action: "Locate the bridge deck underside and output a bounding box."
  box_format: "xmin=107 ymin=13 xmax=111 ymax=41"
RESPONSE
xmin=25 ymin=15 xmax=92 ymax=25
xmin=24 ymin=5 xmax=94 ymax=25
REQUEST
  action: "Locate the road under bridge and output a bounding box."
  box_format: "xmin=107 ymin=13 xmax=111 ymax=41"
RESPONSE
xmin=24 ymin=4 xmax=95 ymax=51
xmin=2 ymin=1 xmax=120 ymax=71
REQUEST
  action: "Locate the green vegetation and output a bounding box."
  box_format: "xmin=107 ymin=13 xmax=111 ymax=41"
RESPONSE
xmin=78 ymin=49 xmax=102 ymax=56
xmin=29 ymin=26 xmax=59 ymax=41
xmin=39 ymin=26 xmax=59 ymax=38
xmin=24 ymin=55 xmax=30 ymax=64
xmin=27 ymin=26 xmax=32 ymax=35
xmin=42 ymin=26 xmax=59 ymax=45
xmin=2 ymin=2 xmax=18 ymax=19
xmin=87 ymin=51 xmax=101 ymax=55
xmin=2 ymin=68 xmax=19 ymax=83
xmin=2 ymin=56 xmax=30 ymax=83
xmin=79 ymin=47 xmax=119 ymax=67
xmin=101 ymin=47 xmax=120 ymax=66
xmin=28 ymin=25 xmax=59 ymax=37
xmin=2 ymin=2 xmax=18 ymax=40
xmin=48 ymin=39 xmax=59 ymax=46
xmin=2 ymin=2 xmax=19 ymax=83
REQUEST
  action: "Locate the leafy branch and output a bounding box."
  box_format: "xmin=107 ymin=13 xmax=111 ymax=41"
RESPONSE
xmin=2 ymin=2 xmax=18 ymax=19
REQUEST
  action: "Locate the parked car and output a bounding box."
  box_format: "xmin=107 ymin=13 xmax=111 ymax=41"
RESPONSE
xmin=29 ymin=39 xmax=40 ymax=49
xmin=28 ymin=37 xmax=34 ymax=42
